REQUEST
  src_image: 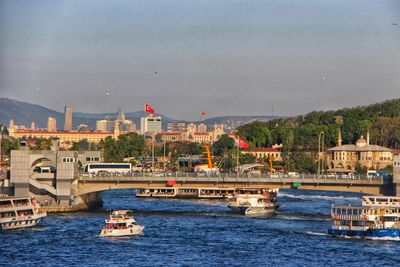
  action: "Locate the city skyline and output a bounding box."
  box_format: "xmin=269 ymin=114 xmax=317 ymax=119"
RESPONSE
xmin=1 ymin=1 xmax=400 ymax=120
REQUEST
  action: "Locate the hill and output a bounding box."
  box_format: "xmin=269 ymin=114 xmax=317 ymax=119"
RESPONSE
xmin=0 ymin=98 xmax=173 ymax=129
xmin=237 ymin=98 xmax=400 ymax=150
xmin=0 ymin=98 xmax=279 ymax=130
xmin=201 ymin=115 xmax=281 ymax=130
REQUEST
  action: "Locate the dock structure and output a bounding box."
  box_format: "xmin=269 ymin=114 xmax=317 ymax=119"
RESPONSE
xmin=1 ymin=145 xmax=400 ymax=212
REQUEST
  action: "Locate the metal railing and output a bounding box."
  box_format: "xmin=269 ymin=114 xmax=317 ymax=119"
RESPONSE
xmin=78 ymin=172 xmax=384 ymax=185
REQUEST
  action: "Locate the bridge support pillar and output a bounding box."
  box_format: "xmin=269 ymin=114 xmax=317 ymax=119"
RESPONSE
xmin=392 ymin=184 xmax=400 ymax=196
xmin=74 ymin=192 xmax=103 ymax=210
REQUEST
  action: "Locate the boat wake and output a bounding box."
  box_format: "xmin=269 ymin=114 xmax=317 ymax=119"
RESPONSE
xmin=305 ymin=231 xmax=329 ymax=236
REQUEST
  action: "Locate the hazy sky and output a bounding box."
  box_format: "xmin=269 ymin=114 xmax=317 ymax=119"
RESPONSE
xmin=1 ymin=0 xmax=400 ymax=120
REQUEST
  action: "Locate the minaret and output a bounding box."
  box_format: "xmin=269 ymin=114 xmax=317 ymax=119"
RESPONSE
xmin=337 ymin=126 xmax=342 ymax=146
xmin=366 ymin=129 xmax=370 ymax=146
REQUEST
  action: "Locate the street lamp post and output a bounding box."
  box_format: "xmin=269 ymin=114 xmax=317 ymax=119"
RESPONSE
xmin=163 ymin=140 xmax=166 ymax=177
xmin=318 ymin=131 xmax=325 ymax=178
xmin=144 ymin=133 xmax=155 ymax=175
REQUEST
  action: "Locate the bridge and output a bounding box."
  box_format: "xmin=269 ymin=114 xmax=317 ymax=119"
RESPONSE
xmin=77 ymin=173 xmax=389 ymax=196
xmin=6 ymin=148 xmax=400 ymax=212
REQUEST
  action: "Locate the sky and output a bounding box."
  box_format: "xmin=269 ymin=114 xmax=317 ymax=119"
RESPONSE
xmin=0 ymin=0 xmax=400 ymax=120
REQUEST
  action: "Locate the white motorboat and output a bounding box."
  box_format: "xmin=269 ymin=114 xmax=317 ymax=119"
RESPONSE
xmin=100 ymin=210 xmax=144 ymax=237
xmin=228 ymin=188 xmax=279 ymax=215
xmin=0 ymin=197 xmax=47 ymax=230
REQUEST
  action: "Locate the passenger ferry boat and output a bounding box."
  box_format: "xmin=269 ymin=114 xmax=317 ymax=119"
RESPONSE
xmin=329 ymin=196 xmax=400 ymax=239
xmin=228 ymin=188 xmax=279 ymax=215
xmin=0 ymin=197 xmax=47 ymax=230
xmin=100 ymin=210 xmax=144 ymax=237
xmin=136 ymin=187 xmax=235 ymax=199
xmin=198 ymin=188 xmax=235 ymax=199
xmin=136 ymin=188 xmax=177 ymax=198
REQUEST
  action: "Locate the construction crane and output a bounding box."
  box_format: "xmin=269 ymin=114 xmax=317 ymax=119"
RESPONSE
xmin=194 ymin=145 xmax=219 ymax=174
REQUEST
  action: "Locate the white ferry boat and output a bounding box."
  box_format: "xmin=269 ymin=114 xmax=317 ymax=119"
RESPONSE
xmin=100 ymin=210 xmax=144 ymax=237
xmin=136 ymin=187 xmax=235 ymax=199
xmin=228 ymin=188 xmax=279 ymax=215
xmin=329 ymin=196 xmax=400 ymax=239
xmin=361 ymin=196 xmax=400 ymax=207
xmin=198 ymin=188 xmax=235 ymax=199
xmin=0 ymin=197 xmax=47 ymax=230
xmin=136 ymin=188 xmax=177 ymax=198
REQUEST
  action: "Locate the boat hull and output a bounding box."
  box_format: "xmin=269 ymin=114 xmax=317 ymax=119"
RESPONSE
xmin=0 ymin=216 xmax=45 ymax=230
xmin=329 ymin=228 xmax=400 ymax=239
xmin=229 ymin=204 xmax=278 ymax=215
xmin=100 ymin=225 xmax=144 ymax=237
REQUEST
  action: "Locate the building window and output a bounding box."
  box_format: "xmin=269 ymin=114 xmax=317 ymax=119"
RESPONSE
xmin=62 ymin=157 xmax=75 ymax=163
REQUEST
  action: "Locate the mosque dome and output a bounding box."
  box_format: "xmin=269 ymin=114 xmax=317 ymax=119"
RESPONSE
xmin=356 ymin=135 xmax=367 ymax=147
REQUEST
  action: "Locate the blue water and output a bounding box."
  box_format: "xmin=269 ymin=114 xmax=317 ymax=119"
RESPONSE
xmin=2 ymin=190 xmax=400 ymax=266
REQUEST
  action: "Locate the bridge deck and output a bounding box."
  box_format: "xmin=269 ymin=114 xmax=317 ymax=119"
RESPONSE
xmin=77 ymin=173 xmax=387 ymax=196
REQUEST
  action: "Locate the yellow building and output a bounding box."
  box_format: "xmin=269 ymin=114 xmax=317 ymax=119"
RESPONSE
xmin=327 ymin=129 xmax=393 ymax=172
xmin=241 ymin=148 xmax=283 ymax=161
xmin=158 ymin=124 xmax=225 ymax=144
xmin=9 ymin=129 xmax=117 ymax=143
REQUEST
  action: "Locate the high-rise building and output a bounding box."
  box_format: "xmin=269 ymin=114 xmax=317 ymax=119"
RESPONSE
xmin=31 ymin=122 xmax=36 ymax=130
xmin=117 ymin=108 xmax=126 ymax=122
xmin=64 ymin=105 xmax=73 ymax=131
xmin=96 ymin=119 xmax=113 ymax=132
xmin=167 ymin=121 xmax=186 ymax=131
xmin=140 ymin=115 xmax=162 ymax=134
xmin=121 ymin=120 xmax=137 ymax=133
xmin=47 ymin=117 xmax=57 ymax=132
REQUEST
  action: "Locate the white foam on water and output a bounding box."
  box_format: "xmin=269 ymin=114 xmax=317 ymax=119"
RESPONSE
xmin=305 ymin=231 xmax=329 ymax=236
xmin=365 ymin=236 xmax=400 ymax=241
xmin=277 ymin=214 xmax=330 ymax=221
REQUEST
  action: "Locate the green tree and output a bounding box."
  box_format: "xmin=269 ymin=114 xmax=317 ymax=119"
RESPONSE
xmin=71 ymin=139 xmax=90 ymax=151
xmin=237 ymin=121 xmax=272 ymax=148
xmin=212 ymin=134 xmax=235 ymax=156
xmin=1 ymin=137 xmax=18 ymax=159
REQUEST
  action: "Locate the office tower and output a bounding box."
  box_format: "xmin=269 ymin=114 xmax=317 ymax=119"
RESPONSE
xmin=47 ymin=117 xmax=57 ymax=132
xmin=140 ymin=115 xmax=162 ymax=134
xmin=64 ymin=105 xmax=73 ymax=131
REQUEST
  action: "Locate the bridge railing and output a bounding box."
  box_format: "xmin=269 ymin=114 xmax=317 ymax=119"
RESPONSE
xmin=78 ymin=172 xmax=384 ymax=184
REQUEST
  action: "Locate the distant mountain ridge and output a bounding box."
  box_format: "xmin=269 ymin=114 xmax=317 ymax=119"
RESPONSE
xmin=0 ymin=98 xmax=173 ymax=129
xmin=0 ymin=98 xmax=279 ymax=130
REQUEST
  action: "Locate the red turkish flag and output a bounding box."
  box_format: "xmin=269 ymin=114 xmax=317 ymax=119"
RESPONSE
xmin=237 ymin=136 xmax=249 ymax=149
xmin=200 ymin=111 xmax=206 ymax=116
xmin=145 ymin=103 xmax=154 ymax=114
